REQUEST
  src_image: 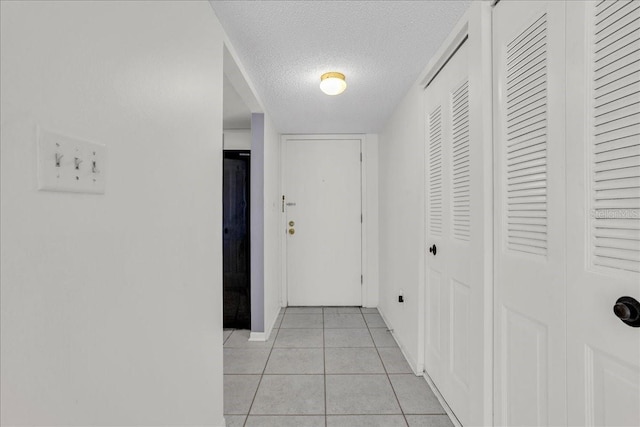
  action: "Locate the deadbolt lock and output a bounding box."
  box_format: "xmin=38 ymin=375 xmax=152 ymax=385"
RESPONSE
xmin=288 ymin=228 xmax=295 ymax=235
xmin=289 ymin=221 xmax=295 ymax=227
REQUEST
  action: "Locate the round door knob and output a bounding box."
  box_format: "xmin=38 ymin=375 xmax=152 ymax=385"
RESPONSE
xmin=288 ymin=228 xmax=295 ymax=235
xmin=289 ymin=221 xmax=295 ymax=227
xmin=613 ymin=296 xmax=640 ymax=327
xmin=428 ymin=244 xmax=437 ymax=256
xmin=614 ymin=303 xmax=631 ymax=320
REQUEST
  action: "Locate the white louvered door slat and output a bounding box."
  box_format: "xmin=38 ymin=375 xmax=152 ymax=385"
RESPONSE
xmin=429 ymin=107 xmax=443 ymax=237
xmin=493 ymin=2 xmax=567 ymax=426
xmin=567 ymin=2 xmax=640 ymax=426
xmin=505 ymin=13 xmax=549 ymax=256
xmin=592 ymin=0 xmax=640 ymax=273
xmin=452 ymin=81 xmax=471 ymax=240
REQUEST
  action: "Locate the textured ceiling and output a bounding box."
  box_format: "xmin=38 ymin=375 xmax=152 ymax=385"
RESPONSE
xmin=210 ymin=0 xmax=469 ymax=134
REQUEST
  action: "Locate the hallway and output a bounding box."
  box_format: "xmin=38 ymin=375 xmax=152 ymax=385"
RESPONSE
xmin=223 ymin=307 xmax=452 ymax=427
xmin=2 ymin=1 xmax=639 ymax=426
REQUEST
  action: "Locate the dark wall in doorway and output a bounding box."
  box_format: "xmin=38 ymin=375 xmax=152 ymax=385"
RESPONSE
xmin=223 ymin=150 xmax=251 ymax=329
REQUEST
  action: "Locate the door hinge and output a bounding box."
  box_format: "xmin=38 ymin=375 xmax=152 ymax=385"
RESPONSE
xmin=282 ymin=195 xmax=285 ymax=213
xmin=361 ymin=275 xmax=363 ymax=285
xmin=361 ymin=214 xmax=363 ymax=223
xmin=360 ymin=152 xmax=362 ymax=162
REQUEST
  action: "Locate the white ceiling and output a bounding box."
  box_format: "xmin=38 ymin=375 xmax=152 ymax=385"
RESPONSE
xmin=210 ymin=0 xmax=469 ymax=134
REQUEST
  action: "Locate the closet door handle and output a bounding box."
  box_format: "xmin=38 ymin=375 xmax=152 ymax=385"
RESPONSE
xmin=613 ymin=296 xmax=640 ymax=327
xmin=428 ymin=244 xmax=437 ymax=256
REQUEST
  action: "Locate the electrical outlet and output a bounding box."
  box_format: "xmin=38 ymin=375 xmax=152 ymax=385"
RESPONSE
xmin=37 ymin=127 xmax=106 ymax=194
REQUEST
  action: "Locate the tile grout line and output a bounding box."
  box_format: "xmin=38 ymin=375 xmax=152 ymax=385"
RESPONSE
xmin=227 ymin=372 xmax=393 ymax=376
xmin=362 ymin=308 xmax=410 ymax=427
xmin=240 ymin=306 xmax=285 ymax=427
xmin=223 ymin=329 xmax=233 ymax=345
xmin=229 ymin=308 xmax=442 ymax=426
xmin=231 ymin=413 xmax=441 ymax=417
xmin=323 ymin=307 xmax=328 ymax=427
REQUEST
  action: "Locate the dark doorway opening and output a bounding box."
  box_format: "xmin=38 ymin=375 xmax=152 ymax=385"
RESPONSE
xmin=223 ymin=150 xmax=251 ymax=329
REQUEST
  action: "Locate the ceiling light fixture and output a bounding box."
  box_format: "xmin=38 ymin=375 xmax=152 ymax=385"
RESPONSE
xmin=320 ymin=72 xmax=347 ymax=96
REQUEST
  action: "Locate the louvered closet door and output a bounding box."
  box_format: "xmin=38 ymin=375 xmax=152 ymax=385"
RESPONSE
xmin=424 ymin=40 xmax=475 ymax=425
xmin=566 ymin=1 xmax=640 ymax=425
xmin=492 ymin=2 xmax=568 ymax=426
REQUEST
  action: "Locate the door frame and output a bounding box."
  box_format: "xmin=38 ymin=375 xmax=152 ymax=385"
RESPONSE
xmin=417 ymin=2 xmax=494 ymax=425
xmin=280 ymin=134 xmax=372 ymax=307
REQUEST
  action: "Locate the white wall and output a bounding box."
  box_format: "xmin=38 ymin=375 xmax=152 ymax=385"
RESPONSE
xmin=263 ymin=114 xmax=282 ymax=335
xmin=249 ymin=113 xmax=282 ymax=339
xmin=250 ymin=114 xmax=266 ymax=333
xmin=224 ymin=129 xmax=251 ymax=150
xmin=378 ymin=87 xmax=425 ymax=370
xmin=0 ymin=1 xmax=226 ymax=425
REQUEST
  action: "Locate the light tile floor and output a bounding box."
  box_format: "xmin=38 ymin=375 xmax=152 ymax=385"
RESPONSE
xmin=223 ymin=307 xmax=454 ymax=427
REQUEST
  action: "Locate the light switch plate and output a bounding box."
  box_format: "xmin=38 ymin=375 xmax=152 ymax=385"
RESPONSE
xmin=37 ymin=127 xmax=106 ymax=194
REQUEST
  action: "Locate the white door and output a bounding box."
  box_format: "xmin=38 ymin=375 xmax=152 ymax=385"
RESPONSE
xmin=566 ymin=1 xmax=640 ymax=425
xmin=493 ymin=1 xmax=568 ymax=425
xmin=283 ymin=137 xmax=362 ymax=306
xmin=424 ymin=39 xmax=479 ymax=425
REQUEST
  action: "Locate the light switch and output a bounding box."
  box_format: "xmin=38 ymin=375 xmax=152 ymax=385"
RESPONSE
xmin=37 ymin=127 xmax=106 ymax=194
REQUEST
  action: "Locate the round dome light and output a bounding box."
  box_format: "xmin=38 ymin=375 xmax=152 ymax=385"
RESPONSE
xmin=320 ymin=72 xmax=347 ymax=96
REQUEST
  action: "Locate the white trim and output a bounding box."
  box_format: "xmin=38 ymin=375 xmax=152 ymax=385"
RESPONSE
xmin=474 ymin=3 xmax=495 ymax=426
xmin=361 ymin=136 xmax=368 ymax=306
xmin=248 ymin=307 xmax=283 ymax=342
xmin=419 ymin=11 xmax=471 ymax=88
xmin=280 ymin=135 xmax=287 ymax=307
xmin=280 ymin=134 xmax=369 ymax=308
xmin=377 ymin=306 xmax=423 ymax=375
xmin=379 ymin=305 xmax=458 ymax=427
xmin=417 ymin=87 xmax=427 ymax=385
xmin=363 ymin=133 xmax=380 ymax=308
xmin=423 ymin=372 xmax=464 ymax=427
xmin=279 ymin=135 xmax=287 ymax=307
xmin=279 ymin=135 xmax=286 ymax=308
xmin=248 ymin=331 xmax=266 ymax=342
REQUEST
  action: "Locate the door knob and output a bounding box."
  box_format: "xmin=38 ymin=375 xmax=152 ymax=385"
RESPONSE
xmin=613 ymin=296 xmax=640 ymax=327
xmin=288 ymin=228 xmax=295 ymax=235
xmin=428 ymin=244 xmax=437 ymax=256
xmin=289 ymin=221 xmax=295 ymax=226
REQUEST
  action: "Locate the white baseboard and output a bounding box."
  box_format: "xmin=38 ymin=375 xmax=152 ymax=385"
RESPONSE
xmin=377 ymin=307 xmax=421 ymax=375
xmin=423 ymin=372 xmax=463 ymax=427
xmin=377 ymin=306 xmax=459 ymax=427
xmin=248 ymin=331 xmax=266 ymax=341
xmin=248 ymin=307 xmax=283 ymax=342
